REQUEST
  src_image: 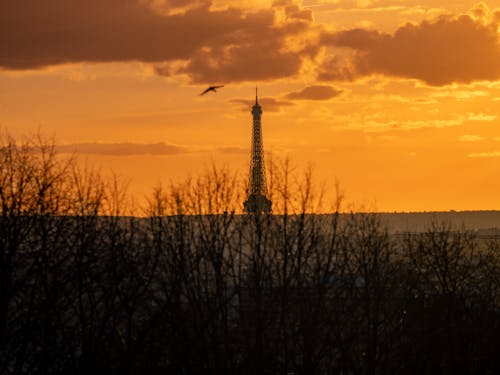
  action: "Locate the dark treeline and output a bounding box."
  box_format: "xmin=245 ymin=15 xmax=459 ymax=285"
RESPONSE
xmin=0 ymin=135 xmax=499 ymax=374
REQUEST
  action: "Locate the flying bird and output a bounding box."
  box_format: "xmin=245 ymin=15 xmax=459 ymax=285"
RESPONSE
xmin=199 ymin=85 xmax=224 ymax=96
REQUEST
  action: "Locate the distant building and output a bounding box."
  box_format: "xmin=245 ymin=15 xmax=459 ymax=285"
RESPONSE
xmin=244 ymin=88 xmax=272 ymax=213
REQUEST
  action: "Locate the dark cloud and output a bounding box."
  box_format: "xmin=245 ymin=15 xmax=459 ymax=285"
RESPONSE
xmin=7 ymin=0 xmax=496 ymax=86
xmin=0 ymin=0 xmax=318 ymax=83
xmin=230 ymin=97 xmax=295 ymax=112
xmin=165 ymin=1 xmax=318 ymax=83
xmin=318 ymin=12 xmax=500 ymax=85
xmin=56 ymin=142 xmax=253 ymax=155
xmin=57 ymin=142 xmax=188 ymax=156
xmin=285 ymin=85 xmax=343 ymax=100
xmin=175 ymin=43 xmax=306 ymax=83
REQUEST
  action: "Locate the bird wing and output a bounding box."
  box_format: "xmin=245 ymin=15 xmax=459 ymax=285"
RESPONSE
xmin=199 ymin=85 xmax=224 ymax=95
xmin=199 ymin=87 xmax=212 ymax=96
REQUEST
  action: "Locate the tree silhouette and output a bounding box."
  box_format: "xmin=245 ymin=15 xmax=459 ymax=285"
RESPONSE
xmin=0 ymin=134 xmax=498 ymax=374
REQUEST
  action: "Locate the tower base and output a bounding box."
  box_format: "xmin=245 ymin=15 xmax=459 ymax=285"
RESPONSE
xmin=244 ymin=193 xmax=272 ymax=214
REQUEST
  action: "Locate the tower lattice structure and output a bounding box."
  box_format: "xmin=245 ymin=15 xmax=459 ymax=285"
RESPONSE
xmin=244 ymin=88 xmax=272 ymax=213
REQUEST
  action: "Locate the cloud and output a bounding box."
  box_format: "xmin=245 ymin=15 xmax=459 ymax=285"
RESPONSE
xmin=285 ymin=85 xmax=343 ymax=100
xmin=358 ymin=118 xmax=464 ymax=132
xmin=217 ymin=146 xmax=249 ymax=154
xmin=5 ymin=1 xmax=499 ymax=86
xmin=230 ymin=97 xmax=295 ymax=112
xmin=55 ymin=142 xmax=257 ymax=155
xmin=318 ymin=6 xmax=500 ymax=85
xmin=466 ymin=112 xmax=497 ymax=121
xmin=0 ymin=0 xmax=318 ymax=83
xmin=430 ymin=89 xmax=488 ymax=100
xmin=332 ymin=111 xmax=497 ymax=132
xmin=468 ymin=151 xmax=500 ymax=158
xmin=459 ymin=134 xmax=483 ymax=142
xmin=56 ymin=142 xmax=188 ymax=156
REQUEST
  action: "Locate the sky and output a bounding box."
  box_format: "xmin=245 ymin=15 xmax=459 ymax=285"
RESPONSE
xmin=1 ymin=0 xmax=500 ymax=212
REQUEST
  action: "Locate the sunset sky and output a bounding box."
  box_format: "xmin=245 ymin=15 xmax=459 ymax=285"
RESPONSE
xmin=2 ymin=0 xmax=500 ymax=211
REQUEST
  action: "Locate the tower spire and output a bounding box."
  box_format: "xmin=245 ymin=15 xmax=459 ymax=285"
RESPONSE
xmin=244 ymin=87 xmax=272 ymax=214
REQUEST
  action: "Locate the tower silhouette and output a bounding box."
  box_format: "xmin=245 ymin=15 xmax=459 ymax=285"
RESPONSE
xmin=244 ymin=88 xmax=272 ymax=213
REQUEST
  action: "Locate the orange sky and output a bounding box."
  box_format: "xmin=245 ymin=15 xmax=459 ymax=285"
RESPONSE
xmin=1 ymin=0 xmax=500 ymax=212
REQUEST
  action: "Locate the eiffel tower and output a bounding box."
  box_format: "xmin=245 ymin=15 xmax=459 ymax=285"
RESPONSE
xmin=244 ymin=88 xmax=272 ymax=214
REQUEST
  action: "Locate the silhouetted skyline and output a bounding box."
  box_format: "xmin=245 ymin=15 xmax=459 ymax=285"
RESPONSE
xmin=1 ymin=1 xmax=500 ymax=211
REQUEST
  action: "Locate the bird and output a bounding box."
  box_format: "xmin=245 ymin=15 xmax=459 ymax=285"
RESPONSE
xmin=199 ymin=85 xmax=224 ymax=96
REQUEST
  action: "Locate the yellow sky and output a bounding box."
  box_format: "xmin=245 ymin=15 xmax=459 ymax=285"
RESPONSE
xmin=1 ymin=0 xmax=500 ymax=211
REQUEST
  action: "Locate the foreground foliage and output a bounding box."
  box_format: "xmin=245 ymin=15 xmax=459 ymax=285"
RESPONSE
xmin=0 ymin=136 xmax=498 ymax=374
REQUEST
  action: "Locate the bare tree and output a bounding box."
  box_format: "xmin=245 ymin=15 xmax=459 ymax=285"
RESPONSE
xmin=0 ymin=134 xmax=498 ymax=375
